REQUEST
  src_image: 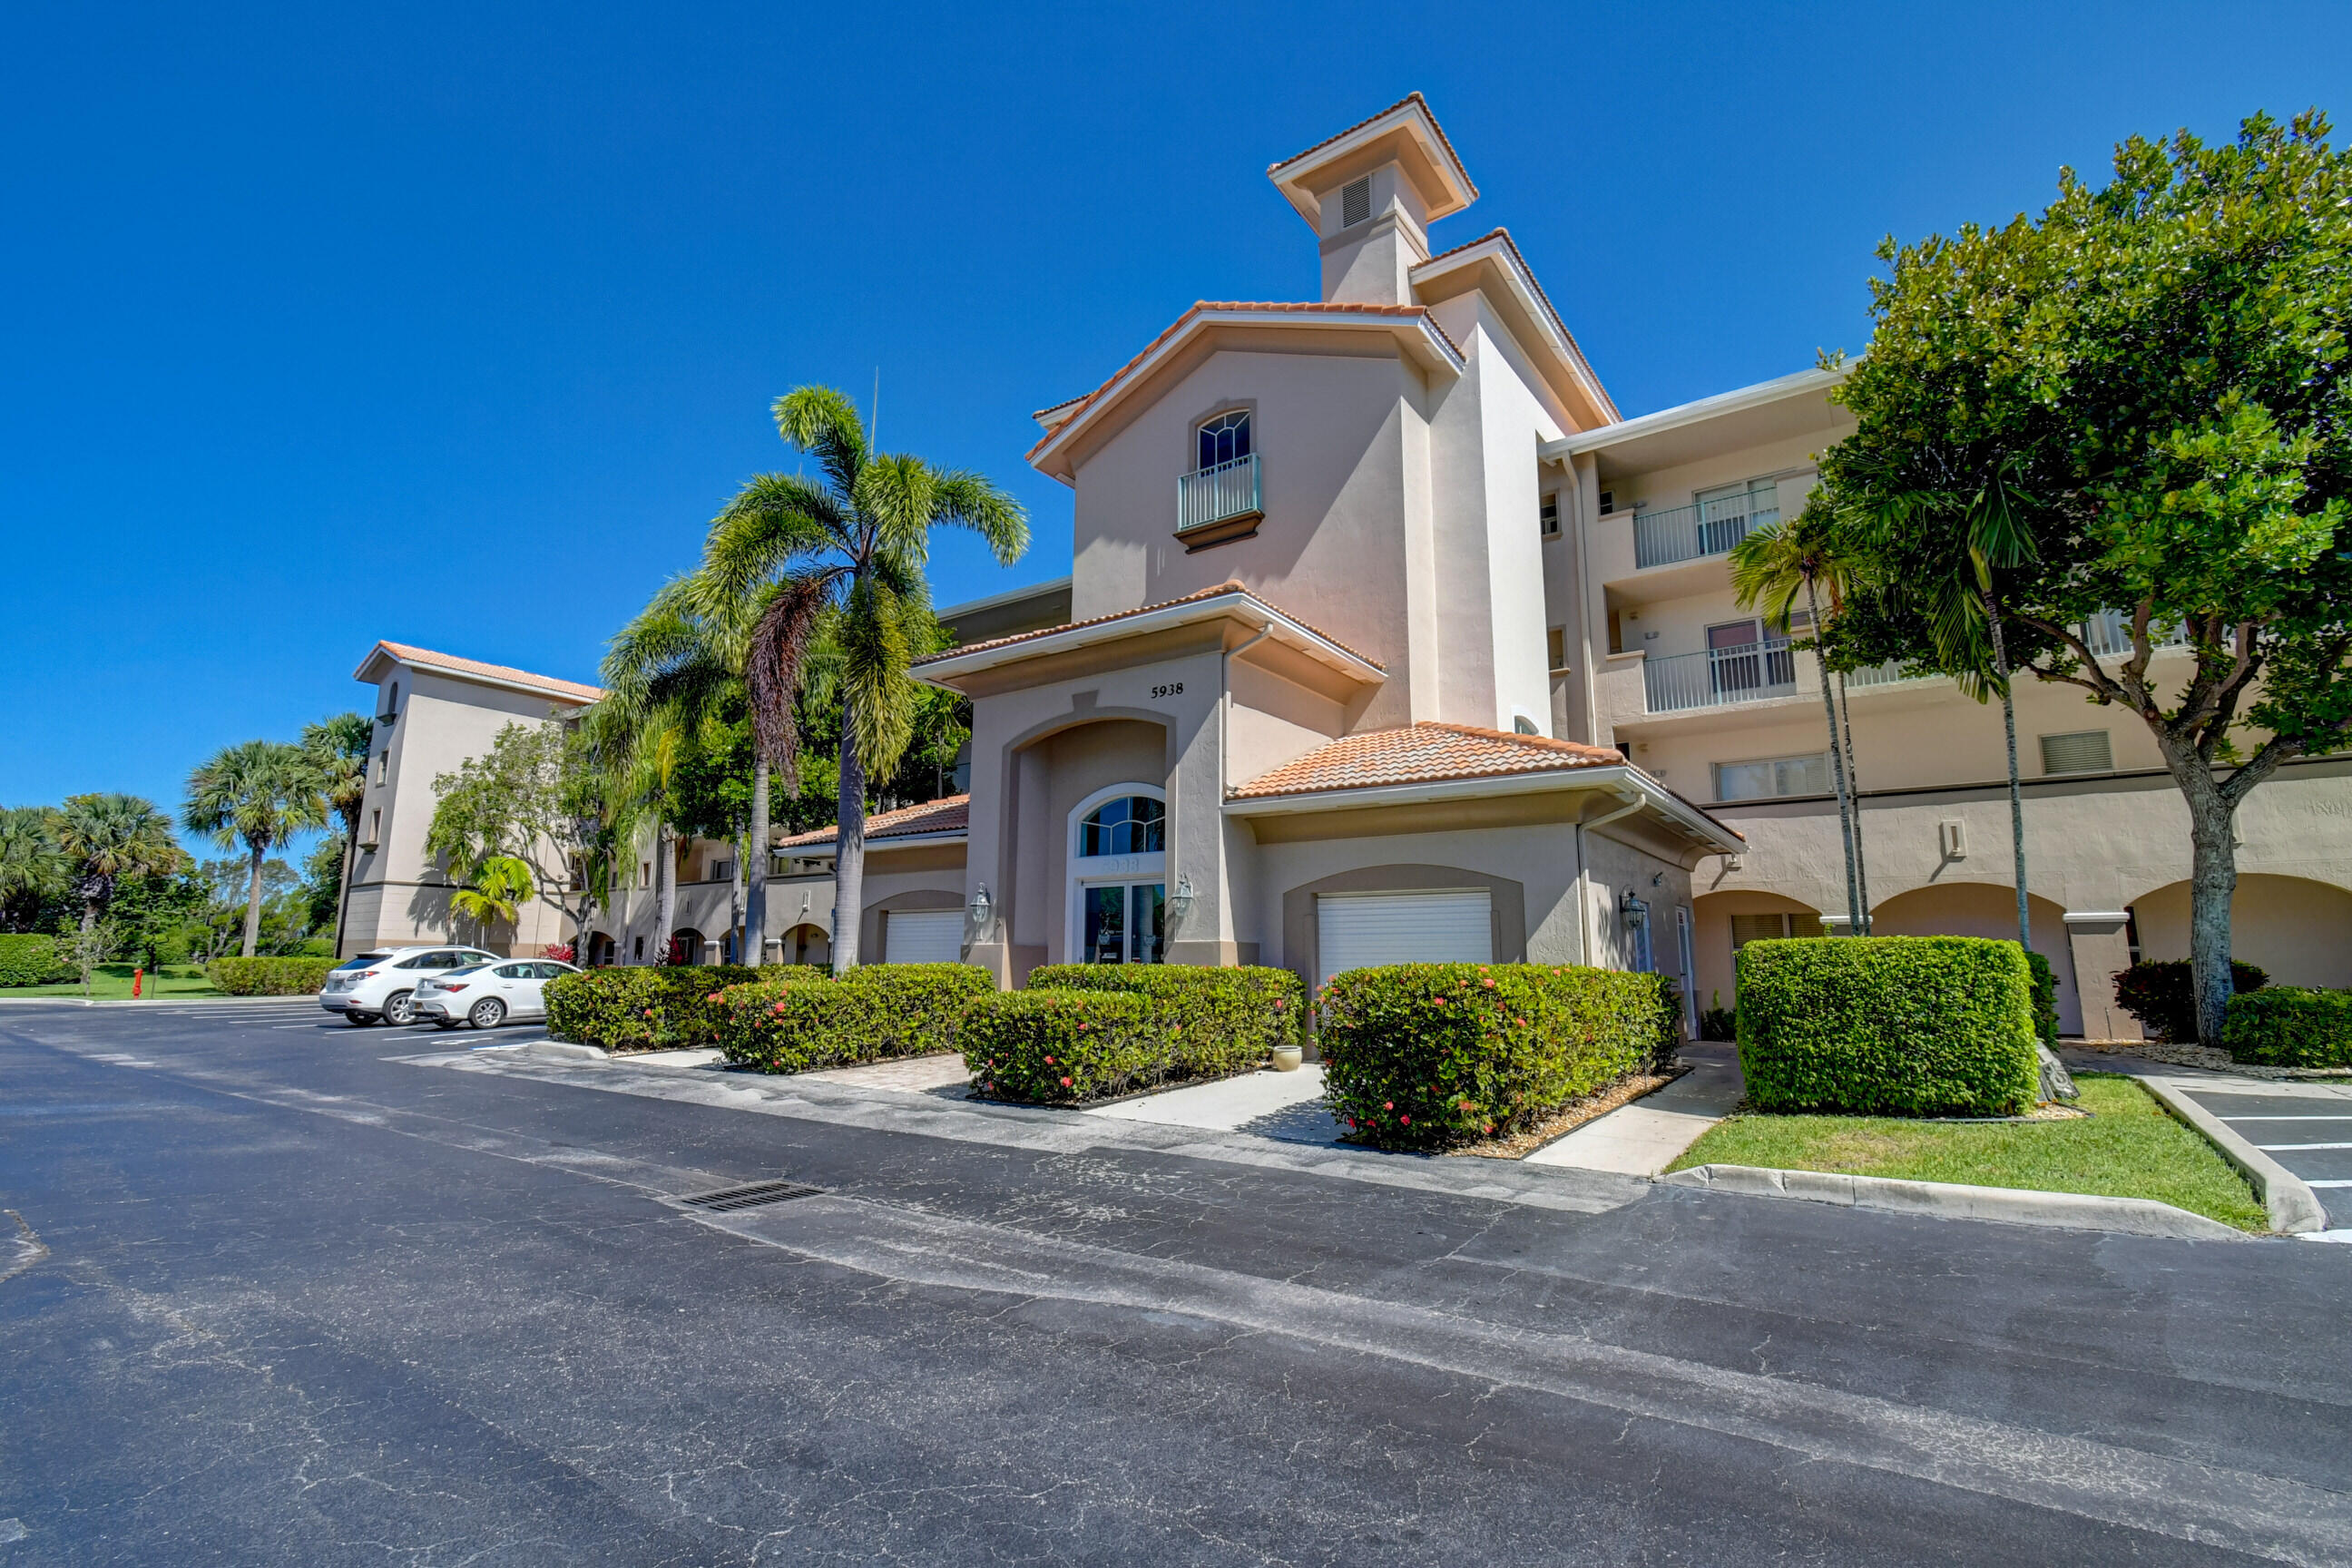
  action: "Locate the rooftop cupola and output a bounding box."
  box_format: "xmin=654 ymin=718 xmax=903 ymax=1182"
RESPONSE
xmin=1266 ymin=93 xmax=1478 ymax=306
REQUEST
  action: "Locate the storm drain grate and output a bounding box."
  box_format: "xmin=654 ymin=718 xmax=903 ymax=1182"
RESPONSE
xmin=677 ymin=1180 xmax=824 ymax=1212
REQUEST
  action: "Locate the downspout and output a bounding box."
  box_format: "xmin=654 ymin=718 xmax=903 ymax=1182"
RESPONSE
xmin=1573 ymin=787 xmax=1644 ymax=968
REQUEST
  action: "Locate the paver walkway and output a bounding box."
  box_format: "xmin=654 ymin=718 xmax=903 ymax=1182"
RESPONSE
xmin=1524 ymin=1042 xmax=1745 ymax=1174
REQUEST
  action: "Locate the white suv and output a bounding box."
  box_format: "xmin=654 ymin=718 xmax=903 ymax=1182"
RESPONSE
xmin=320 ymin=946 xmax=502 ymax=1026
xmin=416 ymin=958 xmax=581 ymax=1030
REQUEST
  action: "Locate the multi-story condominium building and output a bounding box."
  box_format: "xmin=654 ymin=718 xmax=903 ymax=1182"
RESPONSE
xmin=344 ymin=94 xmax=2352 ymax=1038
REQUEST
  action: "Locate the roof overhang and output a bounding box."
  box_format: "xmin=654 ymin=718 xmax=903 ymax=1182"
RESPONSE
xmin=914 ymin=585 xmax=1387 ymax=696
xmin=777 ymin=828 xmax=970 ymax=856
xmin=352 ymin=642 xmax=600 ymax=707
xmin=1267 ymin=93 xmax=1478 ymax=228
xmin=1028 ymin=306 xmax=1465 ymax=484
xmin=1542 ymin=364 xmax=1852 ymax=479
xmin=1225 ymin=763 xmax=1744 ymax=854
xmin=1410 ymin=230 xmax=1618 ymax=427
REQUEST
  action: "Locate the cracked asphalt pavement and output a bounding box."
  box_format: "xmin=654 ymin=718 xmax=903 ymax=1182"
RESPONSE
xmin=2 ymin=1000 xmax=2348 ymax=1564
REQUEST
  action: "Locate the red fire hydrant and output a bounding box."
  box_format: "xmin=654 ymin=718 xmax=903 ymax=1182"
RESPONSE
xmin=132 ymin=968 xmax=143 ymax=998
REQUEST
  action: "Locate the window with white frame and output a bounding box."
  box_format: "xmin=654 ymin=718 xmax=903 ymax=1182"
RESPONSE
xmin=1070 ymin=788 xmax=1168 ymax=965
xmin=373 ymin=751 xmax=387 ymax=787
xmin=1196 ymin=410 xmax=1250 ymax=472
xmin=1539 ymin=495 xmax=1560 ymax=537
xmin=1713 ymin=752 xmax=1830 ymax=802
xmin=1547 ymin=626 xmax=1567 ymax=671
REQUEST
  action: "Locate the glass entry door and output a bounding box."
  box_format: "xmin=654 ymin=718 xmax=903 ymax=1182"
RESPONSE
xmin=1081 ymin=881 xmax=1165 ymax=964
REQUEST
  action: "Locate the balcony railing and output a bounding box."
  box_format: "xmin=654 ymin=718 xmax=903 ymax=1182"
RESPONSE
xmin=1632 ymin=493 xmax=1778 ymax=570
xmin=1642 ymin=636 xmax=1797 ymax=713
xmin=1176 ymin=453 xmax=1261 ymax=534
xmin=2079 ymin=608 xmax=2190 ymax=658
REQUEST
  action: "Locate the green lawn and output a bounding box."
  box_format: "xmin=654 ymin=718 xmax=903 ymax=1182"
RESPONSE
xmin=1666 ymin=1073 xmax=2269 ymax=1230
xmin=3 ymin=963 xmax=227 ymax=1001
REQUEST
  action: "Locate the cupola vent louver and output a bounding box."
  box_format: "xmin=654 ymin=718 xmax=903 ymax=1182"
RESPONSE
xmin=1340 ymin=176 xmax=1371 ymax=228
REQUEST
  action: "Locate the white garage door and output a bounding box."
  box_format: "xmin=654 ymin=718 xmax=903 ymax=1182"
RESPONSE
xmin=1317 ymin=889 xmax=1493 ymax=989
xmin=884 ymin=909 xmax=964 ymax=965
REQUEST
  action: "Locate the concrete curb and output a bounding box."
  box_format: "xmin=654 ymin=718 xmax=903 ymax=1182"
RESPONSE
xmin=1659 ymin=1163 xmax=2249 ymax=1242
xmin=521 ymin=1041 xmax=608 ymax=1063
xmin=2138 ymin=1077 xmax=2328 ymax=1235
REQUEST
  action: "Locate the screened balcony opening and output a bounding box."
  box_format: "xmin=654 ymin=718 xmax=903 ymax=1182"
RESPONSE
xmin=1631 ymin=478 xmax=1781 ymax=570
xmin=1177 ymin=410 xmax=1262 ymax=548
xmin=1642 ymin=620 xmax=1798 ymax=713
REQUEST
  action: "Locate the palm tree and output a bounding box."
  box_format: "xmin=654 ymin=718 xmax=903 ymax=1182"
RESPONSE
xmin=452 ymin=855 xmax=535 ymax=935
xmin=56 ymin=794 xmax=181 ymax=936
xmin=0 ymin=806 xmax=69 ymax=931
xmin=183 ymin=741 xmax=328 ymax=957
xmin=577 ymin=684 xmax=685 ymax=965
xmin=303 ymin=712 xmax=374 ymax=958
xmin=697 ymin=386 xmax=1027 ymax=971
xmin=1730 ymin=512 xmax=1868 ymax=934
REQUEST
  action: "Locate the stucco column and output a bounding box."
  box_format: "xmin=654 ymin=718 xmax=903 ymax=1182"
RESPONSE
xmin=2063 ymin=912 xmax=2139 ymax=1041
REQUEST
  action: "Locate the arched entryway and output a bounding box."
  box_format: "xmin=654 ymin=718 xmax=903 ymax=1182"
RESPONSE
xmin=780 ymin=923 xmax=830 ymax=967
xmin=669 ymin=927 xmax=705 ymax=966
xmin=1691 ymin=891 xmax=1823 ymax=1020
xmin=2126 ymin=874 xmax=2352 ymax=989
xmin=1870 ymin=884 xmax=2078 ymax=1034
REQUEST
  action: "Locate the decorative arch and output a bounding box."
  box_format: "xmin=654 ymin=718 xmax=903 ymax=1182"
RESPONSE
xmin=2124 ymin=874 xmax=2352 ymax=990
xmin=780 ymin=923 xmax=830 ymax=967
xmin=1868 ymin=884 xmax=2079 ymax=1034
xmin=1690 ymin=889 xmax=1823 ymax=1017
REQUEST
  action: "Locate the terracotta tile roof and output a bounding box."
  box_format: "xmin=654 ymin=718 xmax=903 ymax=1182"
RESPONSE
xmin=913 ymin=579 xmax=1385 ymax=672
xmin=363 ymin=641 xmax=603 ymax=703
xmin=1414 ymin=228 xmax=1618 ymax=422
xmin=1265 ymin=92 xmax=1477 ymax=202
xmin=1230 ymin=722 xmax=1624 ymax=799
xmin=775 ymin=794 xmax=970 ymax=849
xmin=1025 ymin=301 xmax=1462 ymax=464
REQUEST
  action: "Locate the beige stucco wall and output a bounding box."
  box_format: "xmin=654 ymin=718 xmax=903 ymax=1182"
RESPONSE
xmin=2130 ymin=873 xmax=2352 ymax=990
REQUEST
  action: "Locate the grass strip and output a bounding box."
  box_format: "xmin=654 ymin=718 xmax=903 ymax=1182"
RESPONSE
xmin=3 ymin=963 xmax=227 ymax=1001
xmin=1665 ymin=1073 xmax=2268 ymax=1231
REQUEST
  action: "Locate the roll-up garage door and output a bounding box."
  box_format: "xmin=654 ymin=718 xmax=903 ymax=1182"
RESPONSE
xmin=1316 ymin=889 xmax=1492 ymax=990
xmin=884 ymin=909 xmax=964 ymax=965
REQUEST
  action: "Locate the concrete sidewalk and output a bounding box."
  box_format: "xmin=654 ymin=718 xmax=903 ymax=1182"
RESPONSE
xmin=1524 ymin=1043 xmax=1745 ymax=1174
xmin=1085 ymin=1063 xmax=1341 ymax=1143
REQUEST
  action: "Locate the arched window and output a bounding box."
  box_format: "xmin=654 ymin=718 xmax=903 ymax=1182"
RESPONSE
xmin=1078 ymin=795 xmax=1165 ymax=858
xmin=1196 ymin=410 xmax=1251 ymax=472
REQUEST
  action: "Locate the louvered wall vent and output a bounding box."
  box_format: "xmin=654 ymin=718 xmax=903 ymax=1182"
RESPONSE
xmin=1341 ymin=176 xmax=1371 ymax=228
xmin=2039 ymin=730 xmax=2113 ymax=776
xmin=678 ymin=1180 xmax=823 ymax=1212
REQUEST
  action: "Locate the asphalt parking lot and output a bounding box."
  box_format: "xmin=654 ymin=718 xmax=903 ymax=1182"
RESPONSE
xmin=2164 ymin=1079 xmax=2352 ymax=1228
xmin=4 ymin=997 xmax=2351 ymax=1566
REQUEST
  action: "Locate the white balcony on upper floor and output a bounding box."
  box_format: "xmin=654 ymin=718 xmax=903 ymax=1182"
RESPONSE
xmin=1174 ymin=453 xmax=1262 ymax=548
xmin=1630 ymin=491 xmax=1779 ymax=571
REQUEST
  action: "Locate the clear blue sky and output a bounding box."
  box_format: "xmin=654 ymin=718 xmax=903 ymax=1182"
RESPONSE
xmin=6 ymin=0 xmax=2351 ymax=835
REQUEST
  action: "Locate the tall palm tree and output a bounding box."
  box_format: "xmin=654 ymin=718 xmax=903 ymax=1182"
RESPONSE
xmin=183 ymin=741 xmax=328 ymax=957
xmin=1730 ymin=513 xmax=1868 ymax=934
xmin=698 ymin=386 xmax=1027 ymax=971
xmin=56 ymin=794 xmax=181 ymax=936
xmin=577 ymin=683 xmax=686 ymax=965
xmin=303 ymin=712 xmax=374 ymax=958
xmin=0 ymin=806 xmax=70 ymax=931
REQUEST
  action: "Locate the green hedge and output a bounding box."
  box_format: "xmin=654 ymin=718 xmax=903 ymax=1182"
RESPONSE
xmin=2221 ymin=987 xmax=2352 ymax=1069
xmin=1027 ymin=964 xmax=1303 ymax=1081
xmin=962 ymin=990 xmax=1159 ymax=1103
xmin=2024 ymin=951 xmax=2060 ymax=1046
xmin=1737 ymin=936 xmax=2040 ymax=1116
xmin=208 ymin=956 xmax=338 ymax=995
xmin=0 ymin=935 xmax=74 ymax=986
xmin=715 ymin=964 xmax=997 ymax=1072
xmin=2112 ymin=959 xmax=2268 ymax=1044
xmin=544 ymin=965 xmax=766 ymax=1051
xmin=1317 ymin=963 xmax=1681 ymax=1152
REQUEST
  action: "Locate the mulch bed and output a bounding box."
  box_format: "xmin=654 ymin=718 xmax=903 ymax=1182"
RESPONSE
xmin=1444 ymin=1064 xmax=1690 ymax=1161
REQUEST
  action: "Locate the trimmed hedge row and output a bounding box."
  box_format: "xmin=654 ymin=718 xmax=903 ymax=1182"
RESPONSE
xmin=715 ymin=965 xmax=997 ymax=1072
xmin=208 ymin=956 xmax=338 ymax=995
xmin=2222 ymin=987 xmax=2352 ymax=1069
xmin=0 ymin=934 xmax=74 ymax=986
xmin=1317 ymin=963 xmax=1681 ymax=1152
xmin=964 ymin=965 xmax=1310 ymax=1105
xmin=2112 ymin=959 xmax=2269 ymax=1044
xmin=963 ymin=989 xmax=1158 ymax=1102
xmin=544 ymin=964 xmax=767 ymax=1050
xmin=1737 ymin=936 xmax=2040 ymax=1116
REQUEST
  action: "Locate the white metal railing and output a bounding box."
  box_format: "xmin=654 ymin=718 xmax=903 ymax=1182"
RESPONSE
xmin=1632 ymin=492 xmax=1778 ymax=569
xmin=2079 ymin=608 xmax=2190 ymax=658
xmin=1642 ymin=636 xmax=1798 ymax=713
xmin=1842 ymin=658 xmax=1936 ymax=691
xmin=1176 ymin=453 xmax=1260 ymax=533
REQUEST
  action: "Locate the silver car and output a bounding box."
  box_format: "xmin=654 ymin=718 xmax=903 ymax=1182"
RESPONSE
xmin=416 ymin=958 xmax=582 ymax=1030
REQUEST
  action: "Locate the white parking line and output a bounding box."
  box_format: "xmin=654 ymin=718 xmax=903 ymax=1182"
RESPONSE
xmin=2254 ymin=1142 xmax=2352 ymax=1152
xmin=2307 ymin=1180 xmax=2352 ymax=1189
xmin=2220 ymin=1114 xmax=2352 ymax=1121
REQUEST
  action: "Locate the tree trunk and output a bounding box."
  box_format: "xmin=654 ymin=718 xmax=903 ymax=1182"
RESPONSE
xmin=832 ymin=701 xmax=867 ymax=974
xmin=1806 ymin=580 xmax=1861 ymax=935
xmin=653 ymin=822 xmax=676 ymax=965
xmin=332 ymin=823 xmax=358 ymax=961
xmin=746 ymin=756 xmax=770 ymax=966
xmin=1835 ymin=669 xmax=1871 ymax=934
xmin=241 ymin=841 xmax=266 ymax=957
xmin=1984 ymin=591 xmax=2031 ymax=951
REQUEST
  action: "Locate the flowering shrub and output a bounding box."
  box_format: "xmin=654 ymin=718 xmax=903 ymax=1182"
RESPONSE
xmin=544 ymin=964 xmax=765 ymax=1051
xmin=1026 ymin=964 xmax=1302 ymax=1081
xmin=714 ymin=963 xmax=996 ymax=1072
xmin=541 ymin=943 xmax=575 ymax=964
xmin=960 ymin=989 xmax=1157 ymax=1103
xmin=1318 ymin=963 xmax=1679 ymax=1152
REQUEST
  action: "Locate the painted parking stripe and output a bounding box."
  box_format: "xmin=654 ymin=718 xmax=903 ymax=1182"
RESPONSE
xmin=2253 ymin=1142 xmax=2352 ymax=1152
xmin=2308 ymin=1181 xmax=2352 ymax=1189
xmin=2219 ymin=1114 xmax=2352 ymax=1121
